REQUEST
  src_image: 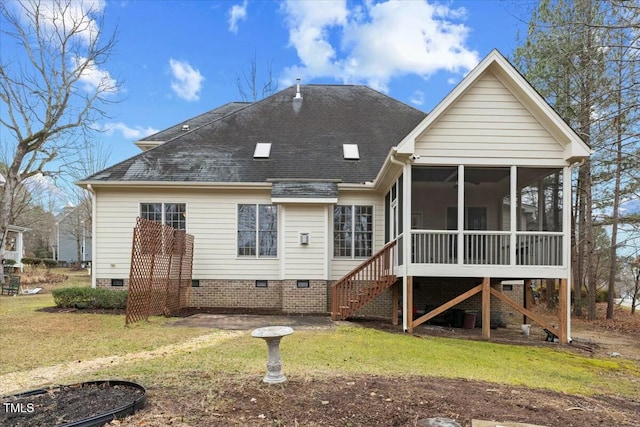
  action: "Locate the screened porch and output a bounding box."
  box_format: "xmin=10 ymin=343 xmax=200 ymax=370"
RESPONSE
xmin=391 ymin=165 xmax=568 ymax=270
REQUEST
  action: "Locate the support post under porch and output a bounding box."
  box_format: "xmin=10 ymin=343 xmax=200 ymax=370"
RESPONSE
xmin=482 ymin=277 xmax=491 ymax=340
xmin=406 ymin=276 xmax=413 ymax=333
xmin=392 ymin=282 xmax=399 ymax=326
xmin=559 ymin=278 xmax=568 ymax=344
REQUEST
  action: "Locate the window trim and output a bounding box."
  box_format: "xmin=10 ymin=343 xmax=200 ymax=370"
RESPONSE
xmin=332 ymin=204 xmax=374 ymax=259
xmin=237 ymin=203 xmax=278 ymax=258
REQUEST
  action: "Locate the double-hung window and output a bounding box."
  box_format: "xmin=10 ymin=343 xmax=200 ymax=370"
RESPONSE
xmin=140 ymin=203 xmax=186 ymax=230
xmin=333 ymin=205 xmax=373 ymax=258
xmin=238 ymin=204 xmax=277 ymax=257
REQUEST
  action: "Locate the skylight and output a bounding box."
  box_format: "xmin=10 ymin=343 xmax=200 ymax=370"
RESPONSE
xmin=254 ymin=143 xmax=272 ymax=158
xmin=343 ymin=144 xmax=359 ymax=160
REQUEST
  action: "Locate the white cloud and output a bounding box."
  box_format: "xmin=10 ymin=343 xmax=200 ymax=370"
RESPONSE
xmin=18 ymin=0 xmax=106 ymax=46
xmin=103 ymin=123 xmax=159 ymax=140
xmin=228 ymin=1 xmax=248 ymax=33
xmin=74 ymin=56 xmax=118 ymax=94
xmin=280 ymin=0 xmax=479 ymax=92
xmin=169 ymin=59 xmax=205 ymax=101
xmin=410 ymin=90 xmax=425 ymax=106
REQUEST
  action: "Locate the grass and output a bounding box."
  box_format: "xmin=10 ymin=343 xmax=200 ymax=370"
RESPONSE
xmin=1 ymin=271 xmax=639 ymax=398
xmin=0 ymin=269 xmax=211 ymax=374
xmin=74 ymin=326 xmax=639 ymax=398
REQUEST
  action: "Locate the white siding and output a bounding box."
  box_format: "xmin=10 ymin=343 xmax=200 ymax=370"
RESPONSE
xmin=416 ymin=71 xmax=564 ymax=161
xmin=94 ymin=187 xmax=280 ymax=280
xmin=283 ymin=205 xmax=326 ymax=279
xmin=330 ymin=192 xmax=385 ymax=281
xmin=95 ymin=187 xmax=385 ymax=283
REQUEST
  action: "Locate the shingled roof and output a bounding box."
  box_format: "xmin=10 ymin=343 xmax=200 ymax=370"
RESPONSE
xmin=83 ymin=85 xmax=426 ymax=184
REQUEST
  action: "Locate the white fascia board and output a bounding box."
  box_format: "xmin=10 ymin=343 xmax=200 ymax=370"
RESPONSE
xmin=75 ymin=181 xmax=272 ymax=190
xmin=271 ymin=197 xmax=338 ymax=204
xmin=564 ymin=140 xmax=592 ymax=163
xmin=134 ymin=140 xmax=164 ymax=151
xmin=7 ymin=224 xmax=29 ymax=232
xmin=336 ymin=182 xmax=376 ymax=190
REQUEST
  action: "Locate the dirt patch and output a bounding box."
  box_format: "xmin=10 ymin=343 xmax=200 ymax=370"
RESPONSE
xmin=108 ymin=374 xmax=639 ymax=427
xmin=0 ymin=382 xmax=144 ymax=427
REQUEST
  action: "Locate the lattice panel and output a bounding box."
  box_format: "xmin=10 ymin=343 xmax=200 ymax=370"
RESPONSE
xmin=126 ymin=218 xmax=194 ymax=325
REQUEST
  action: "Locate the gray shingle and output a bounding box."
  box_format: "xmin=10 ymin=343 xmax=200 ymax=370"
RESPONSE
xmin=83 ymin=85 xmax=426 ymax=184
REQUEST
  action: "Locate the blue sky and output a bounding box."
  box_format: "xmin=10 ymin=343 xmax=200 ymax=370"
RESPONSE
xmin=1 ymin=0 xmax=534 ymax=204
xmin=93 ymin=0 xmax=530 ymax=164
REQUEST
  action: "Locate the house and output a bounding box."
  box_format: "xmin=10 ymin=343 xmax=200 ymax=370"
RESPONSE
xmin=3 ymin=224 xmax=28 ymax=271
xmin=55 ymin=205 xmax=92 ymax=266
xmin=0 ymin=173 xmax=28 ymax=272
xmin=78 ymin=50 xmax=590 ymax=343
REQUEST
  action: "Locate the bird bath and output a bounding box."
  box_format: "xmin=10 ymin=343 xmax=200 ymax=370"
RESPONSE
xmin=251 ymin=326 xmax=294 ymax=384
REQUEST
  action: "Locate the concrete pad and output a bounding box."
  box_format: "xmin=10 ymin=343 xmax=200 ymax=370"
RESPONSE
xmin=472 ymin=420 xmax=547 ymax=427
xmin=168 ymin=313 xmax=336 ymax=331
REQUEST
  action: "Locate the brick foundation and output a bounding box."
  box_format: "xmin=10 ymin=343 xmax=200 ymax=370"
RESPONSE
xmin=96 ymin=276 xmax=523 ymax=320
xmin=97 ymin=277 xmax=330 ymax=315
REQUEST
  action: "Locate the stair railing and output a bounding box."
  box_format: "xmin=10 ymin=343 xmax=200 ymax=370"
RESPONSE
xmin=330 ymin=239 xmax=397 ymax=320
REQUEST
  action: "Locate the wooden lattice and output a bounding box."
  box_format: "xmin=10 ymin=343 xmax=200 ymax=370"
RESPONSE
xmin=126 ymin=218 xmax=194 ymax=325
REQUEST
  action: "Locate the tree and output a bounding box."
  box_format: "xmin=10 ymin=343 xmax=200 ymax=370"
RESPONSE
xmin=236 ymin=54 xmax=278 ymax=102
xmin=513 ymin=0 xmax=610 ymax=320
xmin=0 ymin=0 xmax=119 ymax=281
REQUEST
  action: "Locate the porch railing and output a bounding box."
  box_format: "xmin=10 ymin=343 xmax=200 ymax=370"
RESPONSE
xmin=410 ymin=230 xmax=563 ymax=267
xmin=4 ymin=251 xmax=21 ymax=264
xmin=330 ymin=239 xmax=397 ymax=321
xmin=516 ymin=232 xmax=563 ymax=266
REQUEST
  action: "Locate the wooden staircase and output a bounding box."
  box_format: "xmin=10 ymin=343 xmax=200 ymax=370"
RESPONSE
xmin=330 ymin=240 xmax=398 ymax=321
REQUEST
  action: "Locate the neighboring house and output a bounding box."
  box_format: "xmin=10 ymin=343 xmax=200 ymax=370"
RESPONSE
xmin=3 ymin=224 xmax=28 ymax=271
xmin=0 ymin=173 xmax=27 ymax=271
xmin=78 ymin=50 xmax=590 ymax=343
xmin=55 ymin=205 xmax=92 ymax=265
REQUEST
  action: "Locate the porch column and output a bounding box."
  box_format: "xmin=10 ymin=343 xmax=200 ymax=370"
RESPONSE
xmin=510 ymin=165 xmax=517 ymax=266
xmin=457 ymin=165 xmax=464 ymax=265
xmin=17 ymin=232 xmax=23 ymax=271
xmin=482 ymin=277 xmax=491 ymax=340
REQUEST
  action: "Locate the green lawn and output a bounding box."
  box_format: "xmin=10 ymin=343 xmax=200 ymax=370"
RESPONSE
xmin=1 ymin=274 xmax=639 ymax=398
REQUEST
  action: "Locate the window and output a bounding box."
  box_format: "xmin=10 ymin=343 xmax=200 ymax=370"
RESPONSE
xmin=140 ymin=203 xmax=186 ymax=230
xmin=334 ymin=205 xmax=373 ymax=258
xmin=238 ymin=204 xmax=278 ymax=257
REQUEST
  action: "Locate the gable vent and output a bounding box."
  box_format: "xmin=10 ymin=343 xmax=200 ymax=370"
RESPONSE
xmin=254 ymin=142 xmax=272 ymax=158
xmin=343 ymin=144 xmax=359 ymax=160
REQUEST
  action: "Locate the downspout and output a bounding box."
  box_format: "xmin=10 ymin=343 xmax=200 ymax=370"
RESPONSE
xmin=390 ymin=148 xmax=409 ymax=331
xmin=87 ymin=184 xmax=97 ymax=289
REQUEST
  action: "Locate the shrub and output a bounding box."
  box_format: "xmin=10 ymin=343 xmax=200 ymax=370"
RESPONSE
xmin=21 ymin=257 xmax=41 ymax=267
xmin=596 ymin=289 xmax=609 ymax=303
xmin=2 ymin=259 xmax=16 ymax=267
xmin=42 ymin=258 xmax=57 ymax=269
xmin=52 ymin=287 xmax=128 ymax=310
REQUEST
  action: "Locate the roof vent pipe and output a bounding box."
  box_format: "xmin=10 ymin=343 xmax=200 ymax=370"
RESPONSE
xmin=294 ymin=78 xmax=302 ymax=99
